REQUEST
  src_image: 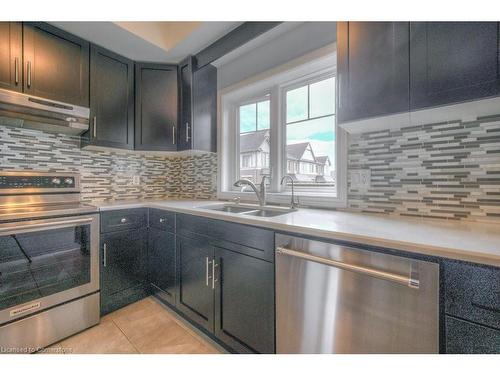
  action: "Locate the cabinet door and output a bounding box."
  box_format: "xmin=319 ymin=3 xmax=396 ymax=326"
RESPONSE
xmin=410 ymin=22 xmax=500 ymax=110
xmin=192 ymin=64 xmax=217 ymax=152
xmin=214 ymin=246 xmax=275 ymax=353
xmin=176 ymin=234 xmax=214 ymax=332
xmin=23 ymin=23 xmax=89 ymax=106
xmin=337 ymin=22 xmax=410 ymax=123
xmin=445 ymin=316 xmax=500 ymax=354
xmin=100 ymin=229 xmax=148 ymax=314
xmin=135 ymin=63 xmax=178 ymax=151
xmin=177 ymin=57 xmax=193 ymax=151
xmin=149 ymin=228 xmax=176 ymax=305
xmin=0 ymin=22 xmax=22 ymax=92
xmin=89 ymin=45 xmax=134 ymax=149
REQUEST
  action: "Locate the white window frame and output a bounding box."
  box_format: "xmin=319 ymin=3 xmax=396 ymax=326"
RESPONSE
xmin=218 ymin=46 xmax=347 ymax=208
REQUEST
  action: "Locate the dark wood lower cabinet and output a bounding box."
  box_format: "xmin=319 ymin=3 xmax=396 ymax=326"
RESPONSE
xmin=149 ymin=228 xmax=176 ymax=305
xmin=214 ymin=246 xmax=275 ymax=353
xmin=176 ymin=234 xmax=215 ymax=332
xmin=100 ymin=228 xmax=149 ymax=315
xmin=445 ymin=316 xmax=500 ymax=354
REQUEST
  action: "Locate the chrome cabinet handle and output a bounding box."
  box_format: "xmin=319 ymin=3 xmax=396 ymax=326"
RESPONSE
xmin=27 ymin=61 xmax=32 ymax=88
xmin=205 ymin=257 xmax=212 ymax=286
xmin=93 ymin=116 xmax=97 ymax=138
xmin=172 ymin=126 xmax=176 ymax=144
xmin=14 ymin=57 xmax=19 ymax=85
xmin=103 ymin=243 xmax=107 ymax=267
xmin=185 ymin=122 xmax=190 ymax=142
xmin=159 ymin=218 xmax=166 ymax=223
xmin=276 ymin=246 xmax=420 ymax=289
xmin=120 ymin=218 xmax=127 ymax=224
xmin=212 ymin=260 xmax=218 ymax=290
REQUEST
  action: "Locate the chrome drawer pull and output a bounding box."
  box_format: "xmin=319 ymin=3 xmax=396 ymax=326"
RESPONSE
xmin=120 ymin=218 xmax=127 ymax=224
xmin=103 ymin=243 xmax=107 ymax=268
xmin=206 ymin=257 xmax=212 ymax=286
xmin=276 ymin=246 xmax=420 ymax=289
xmin=159 ymin=218 xmax=166 ymax=223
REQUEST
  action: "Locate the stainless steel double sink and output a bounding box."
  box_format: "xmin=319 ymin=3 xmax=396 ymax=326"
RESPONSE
xmin=198 ymin=203 xmax=296 ymax=217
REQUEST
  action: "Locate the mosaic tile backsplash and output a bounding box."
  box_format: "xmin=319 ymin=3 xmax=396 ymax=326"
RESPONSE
xmin=0 ymin=126 xmax=217 ymax=202
xmin=347 ymin=114 xmax=500 ymax=222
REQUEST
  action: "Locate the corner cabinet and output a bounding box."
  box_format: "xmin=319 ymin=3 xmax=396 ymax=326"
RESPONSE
xmin=22 ymin=23 xmax=89 ymax=107
xmin=135 ymin=63 xmax=178 ymax=151
xmin=410 ymin=22 xmax=500 ymax=110
xmin=337 ymin=22 xmax=410 ymax=124
xmin=0 ymin=22 xmax=22 ymax=92
xmin=86 ymin=45 xmax=134 ymax=149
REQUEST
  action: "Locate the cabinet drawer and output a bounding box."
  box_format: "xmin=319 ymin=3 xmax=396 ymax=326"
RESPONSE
xmin=443 ymin=260 xmax=500 ymax=330
xmin=100 ymin=208 xmax=148 ymax=233
xmin=445 ymin=315 xmax=500 ymax=354
xmin=149 ymin=209 xmax=175 ymax=232
xmin=176 ymin=214 xmax=274 ymax=261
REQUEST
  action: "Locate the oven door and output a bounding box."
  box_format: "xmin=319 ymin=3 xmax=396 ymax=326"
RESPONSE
xmin=0 ymin=214 xmax=99 ymax=325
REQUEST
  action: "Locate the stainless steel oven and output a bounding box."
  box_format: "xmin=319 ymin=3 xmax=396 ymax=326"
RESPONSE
xmin=0 ymin=171 xmax=99 ymax=353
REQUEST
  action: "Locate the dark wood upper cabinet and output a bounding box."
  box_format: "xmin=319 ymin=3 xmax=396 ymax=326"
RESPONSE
xmin=177 ymin=57 xmax=194 ymax=151
xmin=337 ymin=22 xmax=410 ymax=124
xmin=22 ymin=23 xmax=89 ymax=107
xmin=178 ymin=57 xmax=217 ymax=152
xmin=410 ymin=22 xmax=500 ymax=110
xmin=192 ymin=63 xmax=217 ymax=152
xmin=135 ymin=63 xmax=178 ymax=151
xmin=0 ymin=22 xmax=22 ymax=92
xmin=87 ymin=45 xmax=134 ymax=149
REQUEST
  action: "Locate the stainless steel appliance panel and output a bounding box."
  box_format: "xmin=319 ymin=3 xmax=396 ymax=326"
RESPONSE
xmin=275 ymin=234 xmax=439 ymax=354
xmin=0 ymin=292 xmax=99 ymax=353
xmin=0 ymin=214 xmax=100 ymax=325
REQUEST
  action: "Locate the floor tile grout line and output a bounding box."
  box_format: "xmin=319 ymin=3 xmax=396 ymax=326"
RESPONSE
xmin=109 ymin=319 xmax=142 ymax=354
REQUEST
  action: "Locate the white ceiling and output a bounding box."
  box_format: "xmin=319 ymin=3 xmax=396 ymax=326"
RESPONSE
xmin=50 ymin=21 xmax=242 ymax=63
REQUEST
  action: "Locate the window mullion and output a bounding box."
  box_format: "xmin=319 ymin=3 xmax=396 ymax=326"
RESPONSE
xmin=269 ymin=86 xmax=281 ymax=193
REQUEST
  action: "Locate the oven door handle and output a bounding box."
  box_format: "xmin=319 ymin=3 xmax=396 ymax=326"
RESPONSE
xmin=0 ymin=217 xmax=94 ymax=235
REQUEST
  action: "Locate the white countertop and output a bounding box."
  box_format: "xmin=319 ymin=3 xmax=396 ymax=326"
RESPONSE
xmin=94 ymin=199 xmax=500 ymax=267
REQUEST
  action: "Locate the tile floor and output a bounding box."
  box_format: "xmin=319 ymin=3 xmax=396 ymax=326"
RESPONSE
xmin=42 ymin=297 xmax=222 ymax=354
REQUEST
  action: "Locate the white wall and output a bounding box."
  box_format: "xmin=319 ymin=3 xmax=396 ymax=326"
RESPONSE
xmin=215 ymin=22 xmax=337 ymax=89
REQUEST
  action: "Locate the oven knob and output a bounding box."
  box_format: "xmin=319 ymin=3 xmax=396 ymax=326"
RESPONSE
xmin=64 ymin=178 xmax=73 ymax=185
xmin=51 ymin=178 xmax=61 ymax=185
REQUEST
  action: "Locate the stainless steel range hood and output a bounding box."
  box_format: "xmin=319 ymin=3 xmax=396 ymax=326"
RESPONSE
xmin=0 ymin=88 xmax=90 ymax=136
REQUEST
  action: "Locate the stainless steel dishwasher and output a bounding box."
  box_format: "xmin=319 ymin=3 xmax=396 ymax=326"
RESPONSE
xmin=275 ymin=234 xmax=439 ymax=353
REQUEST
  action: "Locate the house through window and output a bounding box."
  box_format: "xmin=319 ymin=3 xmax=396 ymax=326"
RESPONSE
xmin=238 ymin=98 xmax=270 ymax=184
xmin=220 ymin=51 xmax=344 ymax=207
xmin=285 ymin=76 xmax=336 ymax=193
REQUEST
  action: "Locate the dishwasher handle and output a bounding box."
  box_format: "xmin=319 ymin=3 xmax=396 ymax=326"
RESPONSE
xmin=276 ymin=246 xmax=420 ymax=289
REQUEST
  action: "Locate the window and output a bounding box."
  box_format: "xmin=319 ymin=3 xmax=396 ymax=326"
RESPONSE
xmin=238 ymin=99 xmax=270 ymax=184
xmin=285 ymin=77 xmax=336 ymax=192
xmin=219 ymin=51 xmax=346 ymax=208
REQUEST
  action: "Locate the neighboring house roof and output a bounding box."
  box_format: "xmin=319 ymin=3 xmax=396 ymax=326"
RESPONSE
xmin=316 ymin=156 xmax=330 ymax=165
xmin=286 ymin=142 xmax=311 ymax=161
xmin=240 ymin=132 xmax=329 ymax=165
xmin=239 ymin=130 xmax=269 ymax=153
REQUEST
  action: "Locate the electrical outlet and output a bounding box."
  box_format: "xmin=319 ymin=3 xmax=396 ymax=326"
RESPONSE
xmin=350 ymin=169 xmax=370 ymax=191
xmin=132 ymin=175 xmax=140 ymax=185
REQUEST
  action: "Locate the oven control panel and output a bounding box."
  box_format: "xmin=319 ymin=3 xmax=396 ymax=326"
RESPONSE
xmin=0 ymin=173 xmax=78 ymax=190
